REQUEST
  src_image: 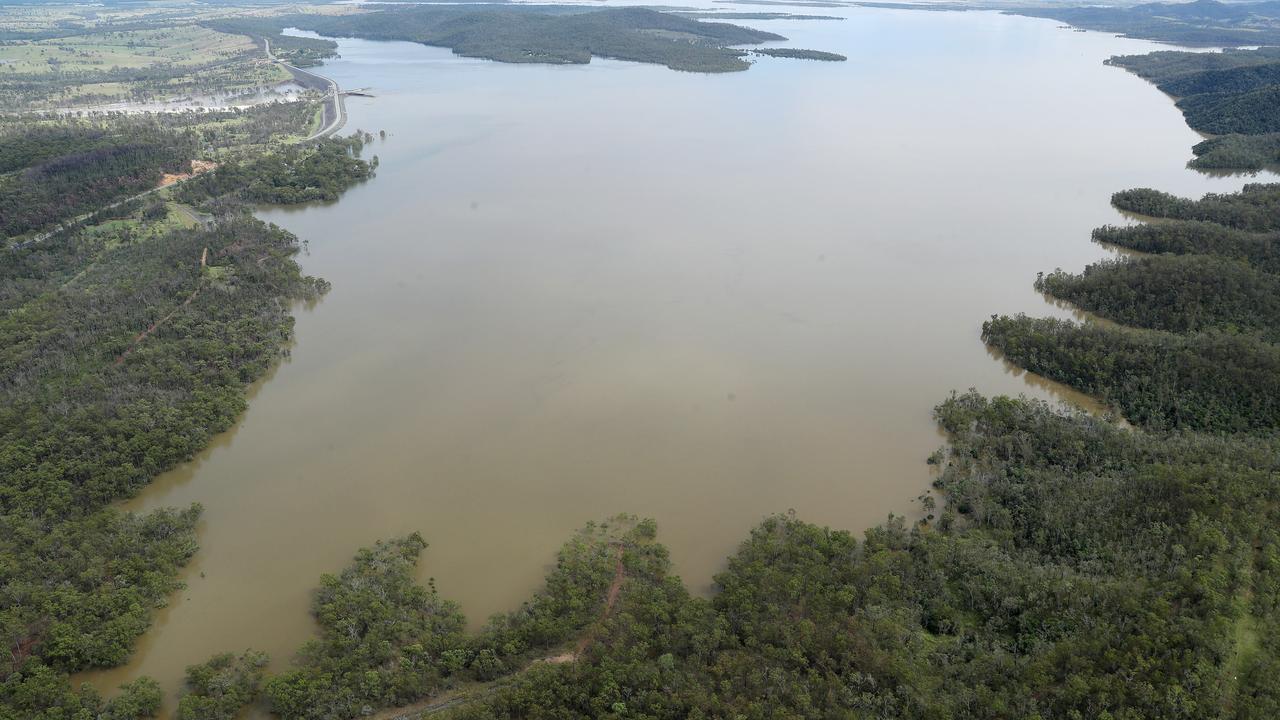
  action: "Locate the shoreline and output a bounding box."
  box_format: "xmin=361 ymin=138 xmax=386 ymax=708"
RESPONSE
xmin=265 ymin=37 xmax=348 ymax=141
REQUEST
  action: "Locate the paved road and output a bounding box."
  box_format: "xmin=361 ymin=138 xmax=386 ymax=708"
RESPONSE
xmin=265 ymin=37 xmax=347 ymax=141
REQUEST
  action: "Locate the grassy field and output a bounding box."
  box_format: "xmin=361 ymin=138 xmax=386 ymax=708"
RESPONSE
xmin=0 ymin=25 xmax=254 ymax=74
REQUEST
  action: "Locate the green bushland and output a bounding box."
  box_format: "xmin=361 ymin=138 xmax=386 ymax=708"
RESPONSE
xmin=0 ymin=119 xmax=196 ymax=241
xmin=176 ymin=134 xmax=376 ymax=208
xmin=1190 ymin=133 xmax=1280 ymax=171
xmin=983 ymin=314 xmax=1280 ymax=432
xmin=1160 ymin=62 xmax=1280 ymax=96
xmin=0 ymin=35 xmax=267 ymax=110
xmin=1002 ymin=184 xmax=1280 ymax=435
xmin=1111 ymin=184 xmax=1280 ymax=231
xmin=0 ymin=107 xmax=370 ymax=719
xmin=1177 ymin=86 xmax=1280 ymax=135
xmin=1036 ymin=254 xmax=1280 ymax=340
xmin=0 ymin=106 xmax=326 ymax=243
xmin=279 ymin=6 xmax=787 ymax=73
xmin=1093 ymin=221 xmax=1280 ymax=273
xmin=0 ymin=215 xmax=324 ymax=681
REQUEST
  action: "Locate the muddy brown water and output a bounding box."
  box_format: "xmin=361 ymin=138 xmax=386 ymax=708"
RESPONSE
xmin=80 ymin=6 xmax=1279 ymax=712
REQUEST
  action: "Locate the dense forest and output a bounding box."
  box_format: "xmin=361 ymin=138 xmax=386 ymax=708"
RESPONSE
xmin=983 ymin=313 xmax=1280 ymax=431
xmin=1190 ymin=133 xmax=1280 ymax=171
xmin=271 ymin=7 xmax=788 ymax=73
xmin=1107 ymin=46 xmax=1280 ymax=170
xmin=1036 ymin=254 xmax=1280 ymax=339
xmin=176 ymin=134 xmax=375 ymax=208
xmin=0 ymin=119 xmax=196 ymax=241
xmin=0 ymin=106 xmax=332 ymax=244
xmin=0 ymin=102 xmax=372 ymax=718
xmin=1093 ymin=221 xmax=1280 ymax=273
xmin=1111 ymin=184 xmax=1280 ymax=231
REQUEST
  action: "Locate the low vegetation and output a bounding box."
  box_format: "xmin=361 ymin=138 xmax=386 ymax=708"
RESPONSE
xmin=0 ymin=22 xmax=285 ymax=110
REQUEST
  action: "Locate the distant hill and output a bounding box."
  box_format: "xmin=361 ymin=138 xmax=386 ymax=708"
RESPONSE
xmin=1011 ymin=0 xmax=1280 ymax=46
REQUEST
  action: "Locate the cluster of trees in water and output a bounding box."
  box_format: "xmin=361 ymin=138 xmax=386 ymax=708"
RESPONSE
xmin=0 ymin=106 xmax=375 ymax=718
xmin=1107 ymin=47 xmax=1280 ymax=170
xmin=272 ymin=6 xmax=789 ymax=73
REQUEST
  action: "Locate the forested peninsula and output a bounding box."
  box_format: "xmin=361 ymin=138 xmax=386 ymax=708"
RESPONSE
xmin=1108 ymin=47 xmax=1280 ymax=170
xmin=272 ymin=6 xmax=791 ymax=73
